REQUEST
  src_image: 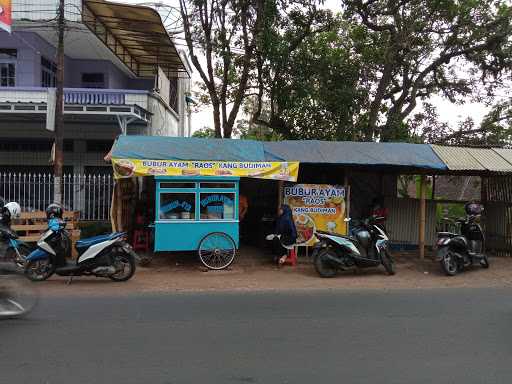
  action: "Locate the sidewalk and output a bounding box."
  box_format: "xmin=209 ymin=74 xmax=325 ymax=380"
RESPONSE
xmin=35 ymin=246 xmax=512 ymax=296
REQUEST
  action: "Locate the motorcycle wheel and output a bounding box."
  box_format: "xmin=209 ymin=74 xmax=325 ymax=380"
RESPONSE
xmin=6 ymin=244 xmax=32 ymax=269
xmin=0 ymin=272 xmax=38 ymax=319
xmin=24 ymin=259 xmax=55 ymax=282
xmin=480 ymin=254 xmax=490 ymax=269
xmin=440 ymin=250 xmax=458 ymax=276
xmin=381 ymin=250 xmax=396 ymax=275
xmin=314 ymin=249 xmax=338 ymax=278
xmin=109 ymin=251 xmax=136 ymax=282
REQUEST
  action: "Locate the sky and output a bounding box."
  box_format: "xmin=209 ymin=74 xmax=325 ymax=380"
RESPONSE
xmin=127 ymin=0 xmax=494 ymax=135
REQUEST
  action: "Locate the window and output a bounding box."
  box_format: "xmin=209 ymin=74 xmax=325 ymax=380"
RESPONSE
xmin=81 ymin=73 xmax=105 ymax=88
xmin=0 ymin=138 xmax=73 ymax=152
xmin=160 ymin=182 xmax=196 ymax=189
xmin=200 ymin=193 xmax=235 ymax=220
xmin=159 ymin=193 xmax=196 ymax=220
xmin=0 ymin=49 xmax=16 ymax=87
xmin=41 ymin=57 xmax=57 ymax=87
xmin=200 ymin=182 xmax=236 ymax=189
xmin=0 ymin=49 xmax=17 ymax=60
xmin=86 ymin=140 xmax=114 ymax=153
xmin=0 ymin=63 xmax=15 ymax=87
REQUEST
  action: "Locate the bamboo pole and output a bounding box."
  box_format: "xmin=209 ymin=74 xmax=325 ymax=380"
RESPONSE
xmin=419 ymin=175 xmax=427 ymax=259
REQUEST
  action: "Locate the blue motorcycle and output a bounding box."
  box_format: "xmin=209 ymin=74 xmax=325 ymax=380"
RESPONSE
xmin=24 ymin=219 xmax=139 ymax=282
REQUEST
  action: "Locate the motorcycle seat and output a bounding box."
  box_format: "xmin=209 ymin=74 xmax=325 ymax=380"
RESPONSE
xmin=76 ymin=232 xmax=124 ymax=249
xmin=438 ymin=232 xmax=458 ymax=238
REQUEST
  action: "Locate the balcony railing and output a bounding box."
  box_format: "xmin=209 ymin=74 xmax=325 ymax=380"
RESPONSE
xmin=64 ymin=89 xmax=127 ymax=105
xmin=0 ymin=87 xmax=150 ymax=109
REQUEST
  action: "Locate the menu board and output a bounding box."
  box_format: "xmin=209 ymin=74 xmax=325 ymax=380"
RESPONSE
xmin=284 ymin=184 xmax=347 ymax=246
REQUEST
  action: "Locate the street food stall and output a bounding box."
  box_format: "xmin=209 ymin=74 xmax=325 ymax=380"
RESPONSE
xmin=110 ymin=135 xmax=299 ymax=269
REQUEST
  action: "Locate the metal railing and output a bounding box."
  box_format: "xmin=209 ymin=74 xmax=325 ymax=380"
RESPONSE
xmin=0 ymin=173 xmax=114 ymax=221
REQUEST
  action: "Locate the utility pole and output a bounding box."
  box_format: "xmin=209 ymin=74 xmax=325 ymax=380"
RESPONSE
xmin=54 ymin=0 xmax=65 ymax=204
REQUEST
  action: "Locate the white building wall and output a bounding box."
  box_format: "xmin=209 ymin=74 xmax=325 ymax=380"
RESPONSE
xmin=147 ymin=94 xmax=180 ymax=137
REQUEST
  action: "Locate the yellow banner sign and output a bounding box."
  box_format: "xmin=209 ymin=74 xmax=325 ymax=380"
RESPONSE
xmin=284 ymin=184 xmax=347 ymax=246
xmin=112 ymin=158 xmax=299 ymax=181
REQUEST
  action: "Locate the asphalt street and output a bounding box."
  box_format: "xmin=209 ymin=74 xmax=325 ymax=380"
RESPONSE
xmin=2 ymin=288 xmax=512 ymax=383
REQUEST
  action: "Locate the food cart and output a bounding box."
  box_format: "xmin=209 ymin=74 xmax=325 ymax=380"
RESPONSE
xmin=154 ymin=176 xmax=239 ymax=269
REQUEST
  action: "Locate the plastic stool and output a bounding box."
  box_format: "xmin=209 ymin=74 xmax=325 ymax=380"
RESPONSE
xmin=283 ymin=247 xmax=297 ymax=266
xmin=132 ymin=229 xmax=150 ymax=253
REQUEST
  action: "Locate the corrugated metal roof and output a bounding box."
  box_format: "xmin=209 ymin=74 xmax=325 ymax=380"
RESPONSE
xmin=431 ymin=145 xmax=485 ymax=171
xmin=494 ymin=148 xmax=512 ymax=165
xmin=468 ymin=148 xmax=512 ymax=172
xmin=431 ymin=145 xmax=512 ymax=172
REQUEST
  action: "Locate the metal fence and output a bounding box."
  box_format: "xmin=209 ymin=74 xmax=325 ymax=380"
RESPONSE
xmin=0 ymin=173 xmax=114 ymax=221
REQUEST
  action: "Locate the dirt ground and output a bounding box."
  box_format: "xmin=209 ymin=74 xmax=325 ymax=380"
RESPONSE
xmin=31 ymin=246 xmax=512 ymax=296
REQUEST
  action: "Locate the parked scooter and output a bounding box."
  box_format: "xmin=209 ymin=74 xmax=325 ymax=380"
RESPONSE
xmin=312 ymin=216 xmax=395 ymax=277
xmin=436 ymin=202 xmax=488 ymax=276
xmin=24 ymin=204 xmax=139 ymax=282
xmin=0 ymin=202 xmax=31 ymax=268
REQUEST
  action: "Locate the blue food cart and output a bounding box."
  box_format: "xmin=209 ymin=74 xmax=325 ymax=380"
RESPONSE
xmin=154 ymin=176 xmax=239 ymax=269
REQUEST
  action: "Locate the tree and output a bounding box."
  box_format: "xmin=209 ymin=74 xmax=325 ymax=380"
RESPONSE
xmin=179 ymin=0 xmax=265 ymax=138
xmin=410 ymin=101 xmax=512 ymax=146
xmin=253 ymin=10 xmax=368 ymax=140
xmin=192 ymin=127 xmax=216 ymax=138
xmin=343 ymin=0 xmax=512 ymax=142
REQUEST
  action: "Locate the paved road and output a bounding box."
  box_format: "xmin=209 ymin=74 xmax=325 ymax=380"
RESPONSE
xmin=1 ymin=288 xmax=512 ymax=383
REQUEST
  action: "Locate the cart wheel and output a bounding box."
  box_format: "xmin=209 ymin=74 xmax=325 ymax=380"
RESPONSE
xmin=198 ymin=232 xmax=236 ymax=270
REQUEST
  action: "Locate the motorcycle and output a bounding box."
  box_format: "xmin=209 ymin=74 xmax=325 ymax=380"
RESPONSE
xmin=24 ymin=219 xmax=139 ymax=282
xmin=0 ymin=225 xmax=32 ymax=269
xmin=312 ymin=216 xmax=395 ymax=278
xmin=436 ymin=205 xmax=488 ymax=276
xmin=0 ymin=264 xmax=38 ymax=318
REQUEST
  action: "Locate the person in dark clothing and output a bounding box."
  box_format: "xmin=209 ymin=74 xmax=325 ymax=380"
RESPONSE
xmin=273 ymin=205 xmax=297 ymax=265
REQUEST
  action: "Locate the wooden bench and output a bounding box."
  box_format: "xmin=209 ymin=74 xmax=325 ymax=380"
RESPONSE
xmin=12 ymin=211 xmax=81 ymax=258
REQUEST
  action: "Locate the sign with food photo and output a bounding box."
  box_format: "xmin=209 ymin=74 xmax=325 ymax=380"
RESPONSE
xmin=111 ymin=158 xmax=299 ymax=182
xmin=284 ymin=184 xmax=346 ymax=246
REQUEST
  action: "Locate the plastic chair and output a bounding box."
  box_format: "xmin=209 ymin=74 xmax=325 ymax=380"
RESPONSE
xmin=283 ymin=246 xmax=298 ymax=266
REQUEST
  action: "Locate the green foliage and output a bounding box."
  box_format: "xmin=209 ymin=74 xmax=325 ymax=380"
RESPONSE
xmin=192 ymin=127 xmax=216 ymax=138
xmin=185 ymin=0 xmax=512 ymax=143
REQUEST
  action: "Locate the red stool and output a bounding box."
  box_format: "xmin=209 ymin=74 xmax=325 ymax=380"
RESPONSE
xmin=283 ymin=247 xmax=297 ymax=266
xmin=132 ymin=229 xmax=150 ymax=253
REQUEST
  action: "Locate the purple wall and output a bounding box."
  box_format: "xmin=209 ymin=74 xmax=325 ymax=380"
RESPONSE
xmin=0 ymin=31 xmax=151 ymax=90
xmin=0 ymin=31 xmax=57 ymax=86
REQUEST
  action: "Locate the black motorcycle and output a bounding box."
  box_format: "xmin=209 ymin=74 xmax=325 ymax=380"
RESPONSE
xmin=436 ymin=203 xmax=489 ymax=276
xmin=312 ymin=216 xmax=395 ymax=278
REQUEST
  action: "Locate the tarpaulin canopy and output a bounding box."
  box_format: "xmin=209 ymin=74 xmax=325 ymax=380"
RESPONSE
xmin=111 ymin=135 xmax=449 ymax=173
xmin=264 ymin=140 xmax=447 ymax=170
xmin=112 ymin=135 xmax=266 ymax=161
xmin=111 ymin=136 xmax=299 ymax=181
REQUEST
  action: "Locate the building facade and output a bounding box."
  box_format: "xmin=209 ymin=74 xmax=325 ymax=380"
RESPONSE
xmin=0 ymin=0 xmax=191 ymax=175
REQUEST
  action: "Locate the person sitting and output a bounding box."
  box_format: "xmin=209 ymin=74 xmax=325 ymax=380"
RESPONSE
xmin=273 ymin=205 xmax=297 ymax=265
xmin=371 ymin=197 xmax=388 ymax=225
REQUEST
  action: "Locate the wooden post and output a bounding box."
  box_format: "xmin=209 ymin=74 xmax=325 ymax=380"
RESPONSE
xmin=419 ymin=175 xmax=427 ymax=259
xmin=344 ymin=172 xmax=351 ymax=220
xmin=277 ymin=180 xmax=284 ymax=214
xmin=431 ymin=175 xmax=436 ymax=200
